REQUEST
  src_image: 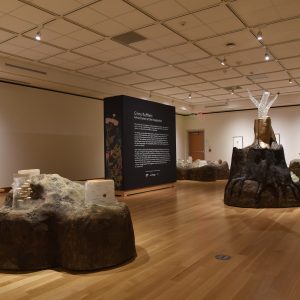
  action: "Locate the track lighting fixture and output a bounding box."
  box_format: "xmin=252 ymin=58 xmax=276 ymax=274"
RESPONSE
xmin=264 ymin=51 xmax=270 ymax=61
xmin=220 ymin=58 xmax=226 ymax=66
xmin=35 ymin=30 xmax=41 ymax=41
xmin=188 ymin=92 xmax=192 ymax=99
xmin=289 ymin=78 xmax=293 ymax=84
xmin=257 ymin=30 xmax=263 ymax=41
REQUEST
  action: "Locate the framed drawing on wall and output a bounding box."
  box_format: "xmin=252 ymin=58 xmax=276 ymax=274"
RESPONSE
xmin=275 ymin=133 xmax=280 ymax=144
xmin=233 ymin=136 xmax=243 ymax=149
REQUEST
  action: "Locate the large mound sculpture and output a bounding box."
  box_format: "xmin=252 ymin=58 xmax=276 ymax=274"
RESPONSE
xmin=224 ymin=91 xmax=300 ymax=208
xmin=0 ymin=173 xmax=136 ymax=271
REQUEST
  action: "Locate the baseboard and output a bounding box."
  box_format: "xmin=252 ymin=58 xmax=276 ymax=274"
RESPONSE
xmin=115 ymin=183 xmax=176 ymax=197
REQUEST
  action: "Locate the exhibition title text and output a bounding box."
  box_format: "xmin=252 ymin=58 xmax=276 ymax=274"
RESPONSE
xmin=134 ymin=111 xmax=162 ymax=123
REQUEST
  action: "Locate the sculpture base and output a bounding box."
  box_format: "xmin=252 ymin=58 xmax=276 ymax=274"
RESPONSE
xmin=224 ymin=146 xmax=300 ymax=208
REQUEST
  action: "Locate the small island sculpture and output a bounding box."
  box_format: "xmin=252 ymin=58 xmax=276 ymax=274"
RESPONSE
xmin=224 ymin=90 xmax=300 ymax=208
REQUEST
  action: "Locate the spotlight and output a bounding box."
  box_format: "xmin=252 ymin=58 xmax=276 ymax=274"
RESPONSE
xmin=257 ymin=30 xmax=263 ymax=41
xmin=188 ymin=92 xmax=192 ymax=99
xmin=220 ymin=58 xmax=226 ymax=66
xmin=289 ymin=78 xmax=293 ymax=84
xmin=264 ymin=51 xmax=270 ymax=61
xmin=230 ymin=88 xmax=234 ymax=95
xmin=35 ymin=31 xmax=41 ymax=41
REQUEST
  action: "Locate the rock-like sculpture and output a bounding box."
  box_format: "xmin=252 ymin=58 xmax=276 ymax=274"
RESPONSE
xmin=224 ymin=91 xmax=300 ymax=208
xmin=0 ymin=174 xmax=136 ymax=271
xmin=290 ymin=159 xmax=300 ymax=178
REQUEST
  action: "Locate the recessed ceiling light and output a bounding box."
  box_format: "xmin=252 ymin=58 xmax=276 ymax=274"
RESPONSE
xmin=180 ymin=106 xmax=187 ymax=111
xmin=264 ymin=51 xmax=270 ymax=61
xmin=220 ymin=58 xmax=226 ymax=66
xmin=35 ymin=31 xmax=41 ymax=41
xmin=257 ymin=30 xmax=263 ymax=41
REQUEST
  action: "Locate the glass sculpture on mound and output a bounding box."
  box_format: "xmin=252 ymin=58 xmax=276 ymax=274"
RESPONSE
xmin=224 ymin=90 xmax=300 ymax=208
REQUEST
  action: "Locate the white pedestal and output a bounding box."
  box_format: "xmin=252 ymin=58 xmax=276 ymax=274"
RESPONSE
xmin=85 ymin=179 xmax=116 ymax=205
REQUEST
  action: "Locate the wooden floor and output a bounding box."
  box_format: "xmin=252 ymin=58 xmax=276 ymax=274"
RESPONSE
xmin=1 ymin=180 xmax=300 ymax=300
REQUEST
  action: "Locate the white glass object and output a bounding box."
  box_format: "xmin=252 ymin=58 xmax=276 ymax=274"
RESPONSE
xmin=247 ymin=90 xmax=279 ymax=118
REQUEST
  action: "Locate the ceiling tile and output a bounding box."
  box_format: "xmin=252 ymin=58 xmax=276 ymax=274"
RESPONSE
xmin=111 ymin=54 xmax=165 ymax=71
xmin=236 ymin=61 xmax=283 ymax=75
xmin=163 ymin=75 xmax=204 ymax=86
xmin=165 ymin=14 xmax=211 ymax=40
xmin=133 ymin=81 xmax=171 ymax=90
xmin=289 ymin=69 xmax=300 ymax=78
xmin=199 ymin=88 xmax=228 ymax=96
xmin=91 ymin=0 xmax=133 ymax=17
xmin=176 ymin=0 xmax=220 ymax=11
xmin=48 ymin=36 xmax=84 ymax=49
xmin=27 ymin=0 xmax=84 ymax=15
xmin=0 ymin=43 xmax=24 ymax=54
xmin=260 ymin=79 xmax=297 ymax=89
xmin=91 ymin=19 xmax=129 ymax=36
xmin=0 ymin=0 xmax=23 ymax=13
xmin=198 ymin=68 xmax=241 ymax=81
xmin=270 ymin=41 xmax=300 ymax=59
xmin=165 ymin=5 xmax=244 ymax=40
xmin=226 ymin=48 xmax=270 ymax=66
xmin=68 ymin=29 xmax=102 ymax=44
xmin=135 ymin=0 xmax=187 ymax=20
xmin=214 ymin=76 xmax=252 ymax=87
xmin=0 ymin=15 xmax=34 ymax=33
xmin=236 ymin=89 xmax=264 ymax=98
xmin=74 ymin=39 xmax=137 ymax=61
xmin=269 ymin=85 xmax=300 ymax=94
xmin=155 ymin=86 xmax=188 ymax=95
xmin=132 ymin=24 xmax=185 ymax=52
xmin=230 ymin=0 xmax=300 ymax=27
xmin=5 ymin=36 xmax=39 ymax=48
xmin=263 ymin=19 xmax=300 ymax=45
xmin=33 ymin=43 xmax=63 ymax=55
xmin=10 ymin=5 xmax=54 ymax=25
xmin=0 ymin=29 xmax=16 ymax=42
xmin=181 ymin=82 xmax=217 ymax=91
xmin=15 ymin=49 xmax=50 ymax=60
xmin=140 ymin=65 xmax=187 ymax=79
xmin=113 ymin=10 xmax=154 ymax=30
xmin=66 ymin=7 xmax=107 ymax=27
xmin=210 ymin=93 xmax=240 ymax=100
xmin=110 ymin=73 xmax=151 ymax=84
xmin=79 ymin=64 xmax=128 ymax=78
xmin=196 ymin=30 xmax=261 ymax=55
xmin=281 ymin=57 xmax=300 ymax=69
xmin=177 ymin=57 xmax=226 ymax=73
xmin=150 ymin=43 xmax=208 ymax=64
xmin=45 ymin=19 xmax=82 ymax=35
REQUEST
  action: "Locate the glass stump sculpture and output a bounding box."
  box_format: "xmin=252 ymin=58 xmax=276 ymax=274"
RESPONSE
xmin=247 ymin=90 xmax=280 ymax=149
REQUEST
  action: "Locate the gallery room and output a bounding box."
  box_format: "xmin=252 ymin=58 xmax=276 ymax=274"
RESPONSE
xmin=1 ymin=0 xmax=300 ymax=299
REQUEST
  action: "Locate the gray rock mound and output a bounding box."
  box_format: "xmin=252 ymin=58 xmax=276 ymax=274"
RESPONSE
xmin=0 ymin=174 xmax=136 ymax=271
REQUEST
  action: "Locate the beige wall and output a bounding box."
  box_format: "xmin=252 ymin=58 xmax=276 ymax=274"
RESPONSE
xmin=177 ymin=106 xmax=300 ymax=165
xmin=0 ymin=82 xmax=104 ymax=187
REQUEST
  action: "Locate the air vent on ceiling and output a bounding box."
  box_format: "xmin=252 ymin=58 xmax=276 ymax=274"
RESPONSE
xmin=224 ymin=86 xmax=242 ymax=91
xmin=247 ymin=74 xmax=268 ymax=80
xmin=112 ymin=31 xmax=146 ymax=45
xmin=205 ymin=101 xmax=228 ymax=108
xmin=5 ymin=63 xmax=47 ymax=75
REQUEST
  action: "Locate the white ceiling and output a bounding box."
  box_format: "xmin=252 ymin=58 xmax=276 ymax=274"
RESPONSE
xmin=0 ymin=0 xmax=300 ymax=114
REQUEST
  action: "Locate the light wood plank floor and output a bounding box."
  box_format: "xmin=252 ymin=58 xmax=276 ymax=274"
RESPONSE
xmin=1 ymin=180 xmax=300 ymax=300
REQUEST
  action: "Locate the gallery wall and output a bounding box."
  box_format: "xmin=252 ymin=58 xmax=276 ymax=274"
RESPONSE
xmin=176 ymin=105 xmax=300 ymax=166
xmin=0 ymin=81 xmax=104 ymax=187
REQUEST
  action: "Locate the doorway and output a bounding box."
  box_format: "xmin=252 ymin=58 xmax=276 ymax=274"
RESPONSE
xmin=188 ymin=131 xmax=205 ymax=160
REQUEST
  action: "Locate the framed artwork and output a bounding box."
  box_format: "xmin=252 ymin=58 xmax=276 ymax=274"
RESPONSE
xmin=233 ymin=136 xmax=243 ymax=149
xmin=275 ymin=133 xmax=280 ymax=144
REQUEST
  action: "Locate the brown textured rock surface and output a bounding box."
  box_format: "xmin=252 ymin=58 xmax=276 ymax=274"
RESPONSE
xmin=177 ymin=161 xmax=229 ymax=181
xmin=0 ymin=174 xmax=136 ymax=271
xmin=224 ymin=147 xmax=300 ymax=208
